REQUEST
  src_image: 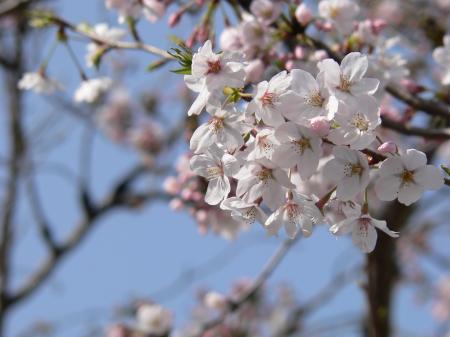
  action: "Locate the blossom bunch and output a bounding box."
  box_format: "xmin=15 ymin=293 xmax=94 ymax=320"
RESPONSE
xmin=184 ymin=40 xmax=444 ymax=253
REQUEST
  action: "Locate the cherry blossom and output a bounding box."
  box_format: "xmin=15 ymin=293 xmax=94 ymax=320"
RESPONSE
xmin=374 ymin=149 xmax=444 ymax=206
xmin=135 ymin=303 xmax=172 ymax=336
xmin=285 ymin=69 xmax=338 ymax=126
xmin=190 ymin=145 xmax=239 ymax=205
xmin=246 ymin=71 xmax=297 ymax=127
xmin=189 ymin=102 xmax=248 ymax=153
xmin=323 ymin=146 xmax=370 ymax=201
xmin=220 ymin=197 xmax=267 ymax=226
xmin=433 ymin=35 xmax=450 ymax=85
xmin=328 ymin=95 xmax=380 ymax=150
xmin=318 ymin=0 xmax=360 ymax=36
xmin=185 ymin=40 xmax=245 ymax=116
xmin=264 ymin=192 xmax=322 ymax=238
xmin=329 ymin=204 xmax=399 ymax=253
xmin=18 ymin=71 xmax=63 ymax=94
xmin=318 ymin=52 xmax=380 ymax=98
xmin=272 ymin=122 xmax=322 ymax=180
xmin=249 ymin=0 xmax=283 ymax=25
xmin=74 ymin=77 xmax=113 ymax=103
xmin=235 ymin=160 xmax=294 ymax=210
xmin=85 ymin=23 xmax=125 ymax=67
xmin=246 ymin=128 xmax=279 ymax=161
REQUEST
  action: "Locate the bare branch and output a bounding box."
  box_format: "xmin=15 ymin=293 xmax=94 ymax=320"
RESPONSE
xmin=192 ymin=238 xmax=297 ymax=337
xmin=381 ymin=116 xmax=450 ymax=139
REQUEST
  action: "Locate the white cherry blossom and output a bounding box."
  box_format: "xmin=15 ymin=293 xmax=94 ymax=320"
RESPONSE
xmin=374 ymin=149 xmax=444 ymax=206
xmin=328 ymin=95 xmax=380 ymax=150
xmin=330 ymin=203 xmax=399 ymax=253
xmin=318 ymin=52 xmax=380 ymax=98
xmin=221 ymin=197 xmax=267 ymax=226
xmin=85 ymin=23 xmax=126 ymax=67
xmin=246 ymin=71 xmax=298 ymax=127
xmin=246 ymin=128 xmax=279 ymax=161
xmin=264 ymin=192 xmax=322 ymax=238
xmin=323 ymin=146 xmax=370 ymax=201
xmin=318 ymin=0 xmax=360 ymax=36
xmin=284 ymin=69 xmax=338 ymax=126
xmin=190 ymin=102 xmax=248 ymax=153
xmin=74 ymin=77 xmax=112 ymax=103
xmin=190 ymin=145 xmax=240 ymax=205
xmin=235 ymin=160 xmax=294 ymax=210
xmin=185 ymin=40 xmax=246 ymax=116
xmin=18 ymin=71 xmax=63 ymax=94
xmin=136 ymin=303 xmax=172 ymax=336
xmin=250 ymin=0 xmax=283 ymax=25
xmin=272 ymin=122 xmax=323 ymax=180
xmin=433 ymin=35 xmax=450 ymax=85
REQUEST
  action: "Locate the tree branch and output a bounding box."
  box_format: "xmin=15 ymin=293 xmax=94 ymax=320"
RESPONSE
xmin=192 ymin=238 xmax=297 ymax=337
xmin=381 ymin=116 xmax=450 ymax=139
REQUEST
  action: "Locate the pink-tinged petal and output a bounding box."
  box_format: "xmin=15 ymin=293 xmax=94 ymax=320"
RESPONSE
xmin=370 ymin=217 xmax=399 ymax=238
xmin=336 ymin=175 xmax=361 ymax=201
xmin=318 ymin=59 xmax=341 ymax=88
xmin=222 ymin=153 xmax=240 ymax=177
xmin=283 ymin=214 xmax=299 ymax=239
xmin=190 ymin=123 xmax=213 ymax=153
xmin=190 ymin=154 xmax=216 ymax=177
xmin=330 ymin=218 xmax=354 ymax=235
xmin=205 ymin=177 xmax=230 ymax=205
xmin=236 ymin=175 xmax=258 ymax=197
xmin=290 ymin=69 xmax=318 ymax=95
xmin=397 ymin=183 xmax=424 ymax=206
xmin=402 ymin=149 xmax=427 ymax=171
xmin=350 ymin=78 xmax=379 ymax=96
xmin=323 ymin=158 xmax=345 ymax=182
xmin=374 ymin=176 xmax=401 ymax=201
xmin=188 ymin=89 xmax=209 ymax=116
xmin=264 ymin=209 xmax=283 ymax=236
xmin=274 ymin=122 xmax=301 ymax=142
xmin=378 ymin=157 xmax=404 ymax=177
xmin=352 ymin=221 xmax=377 ymax=253
xmin=341 ymin=52 xmax=367 ymax=82
xmin=184 ymin=74 xmax=203 ymax=92
xmin=414 ymin=165 xmax=444 ymax=190
xmin=272 ymin=143 xmax=298 ymax=169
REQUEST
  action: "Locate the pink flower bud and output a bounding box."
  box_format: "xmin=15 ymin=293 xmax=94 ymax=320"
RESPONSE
xmin=294 ymin=46 xmax=305 ymax=60
xmin=195 ymin=209 xmax=208 ymax=223
xmin=295 ymin=4 xmax=313 ymax=26
xmin=169 ymin=198 xmax=184 ymax=211
xmin=284 ymin=60 xmax=296 ymax=71
xmin=400 ymin=79 xmax=425 ymax=94
xmin=181 ymin=188 xmax=193 ymax=200
xmin=168 ymin=12 xmax=182 ymax=27
xmin=163 ymin=176 xmax=180 ymax=194
xmin=310 ymin=116 xmax=330 ymax=137
xmin=378 ymin=141 xmax=397 ymax=154
xmin=372 ymin=19 xmax=387 ymax=34
xmin=245 ymin=59 xmax=265 ymax=84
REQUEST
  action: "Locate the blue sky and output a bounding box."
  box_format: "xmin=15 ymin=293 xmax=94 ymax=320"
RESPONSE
xmin=2 ymin=1 xmax=448 ymax=337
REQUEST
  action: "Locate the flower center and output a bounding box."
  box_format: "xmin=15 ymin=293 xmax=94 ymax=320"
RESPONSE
xmin=339 ymin=75 xmax=352 ymax=92
xmin=286 ymin=203 xmax=300 ymax=224
xmin=344 ymin=163 xmax=364 ymax=177
xmin=306 ymin=91 xmax=325 ymax=107
xmin=206 ymin=166 xmax=223 ymax=180
xmin=400 ymin=170 xmax=415 ymax=185
xmin=258 ymin=167 xmax=273 ymax=182
xmin=208 ymin=117 xmax=224 ymax=134
xmin=244 ymin=207 xmax=256 ymax=224
xmin=257 ymin=135 xmax=274 ymax=155
xmin=207 ymin=59 xmax=222 ymax=74
xmin=351 ymin=113 xmax=369 ymax=132
xmin=330 ymin=6 xmax=340 ymax=18
xmin=292 ymin=137 xmax=311 ymax=155
xmin=260 ymin=91 xmax=275 ymax=106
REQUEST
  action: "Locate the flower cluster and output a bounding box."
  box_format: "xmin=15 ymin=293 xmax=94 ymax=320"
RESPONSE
xmin=184 ymin=40 xmax=444 ymax=253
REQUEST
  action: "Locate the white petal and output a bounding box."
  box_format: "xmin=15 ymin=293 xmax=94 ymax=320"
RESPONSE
xmin=330 ymin=218 xmax=354 ymax=235
xmin=265 ymin=209 xmax=283 ymax=236
xmin=374 ymin=176 xmax=401 ymax=201
xmin=371 ymin=218 xmax=399 ymax=238
xmin=350 ymin=78 xmax=379 ymax=96
xmin=402 ymin=149 xmax=427 ymax=171
xmin=187 ymin=89 xmax=210 ymax=116
xmin=397 ymin=183 xmax=424 ymax=206
xmin=352 ymin=222 xmax=377 ymax=253
xmin=205 ymin=177 xmax=230 ymax=205
xmin=378 ymin=157 xmax=403 ymax=177
xmin=414 ymin=165 xmax=444 ymax=190
xmin=341 ymin=52 xmax=367 ymax=82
